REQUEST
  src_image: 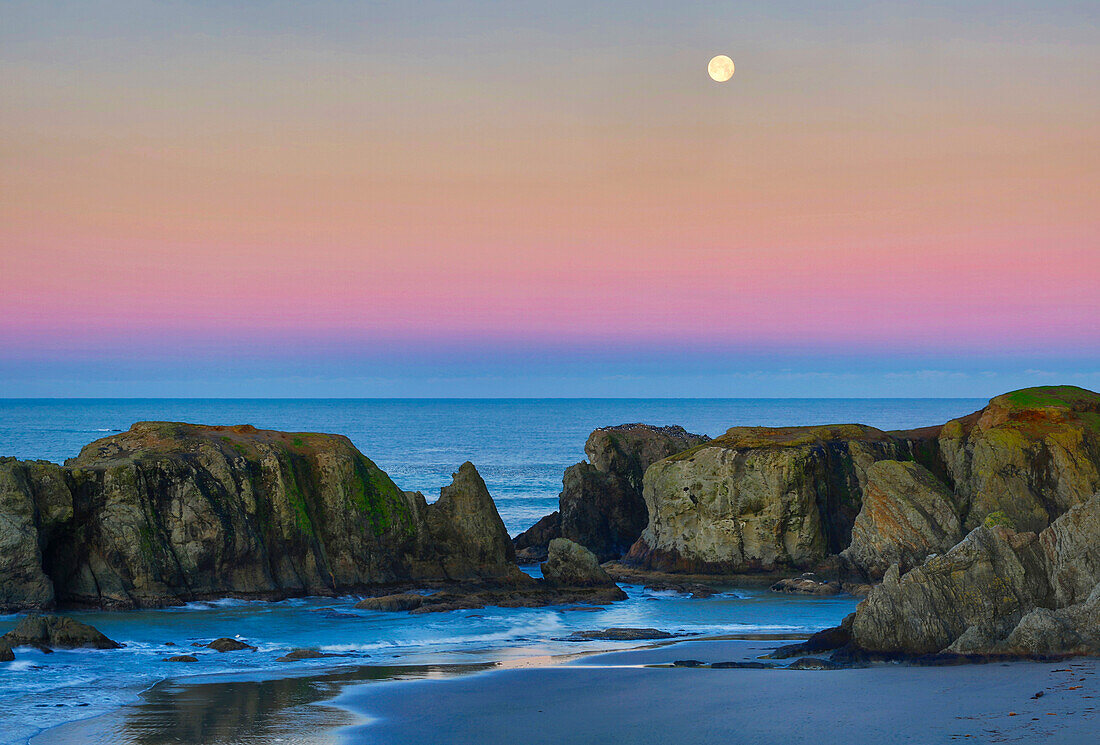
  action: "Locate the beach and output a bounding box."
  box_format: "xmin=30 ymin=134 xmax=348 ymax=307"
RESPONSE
xmin=30 ymin=637 xmax=1100 ymax=745
xmin=345 ymin=640 xmax=1100 ymax=745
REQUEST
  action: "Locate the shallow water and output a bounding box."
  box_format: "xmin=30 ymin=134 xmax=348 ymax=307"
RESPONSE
xmin=0 ymin=579 xmax=859 ymax=745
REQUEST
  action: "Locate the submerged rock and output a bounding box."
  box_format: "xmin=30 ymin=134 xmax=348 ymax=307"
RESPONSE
xmin=1 ymin=615 xmax=121 ymax=650
xmin=206 ymin=638 xmax=256 ymax=652
xmin=562 ymin=628 xmax=675 ymax=642
xmin=276 ymin=648 xmax=349 ymax=662
xmin=787 ymin=657 xmax=843 ymax=670
xmin=165 ymin=655 xmax=198 ymax=662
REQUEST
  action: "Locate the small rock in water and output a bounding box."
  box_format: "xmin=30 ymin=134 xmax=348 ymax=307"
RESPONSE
xmin=354 ymin=593 xmax=425 ymax=612
xmin=165 ymin=655 xmax=198 ymax=663
xmin=787 ymin=657 xmax=844 ymax=670
xmin=206 ymin=638 xmax=256 ymax=652
xmin=560 ymin=628 xmax=675 ymax=642
xmin=276 ymin=648 xmax=350 ymax=662
xmin=1032 ymin=691 xmax=1045 ymax=699
xmin=672 ymin=659 xmax=705 ymax=667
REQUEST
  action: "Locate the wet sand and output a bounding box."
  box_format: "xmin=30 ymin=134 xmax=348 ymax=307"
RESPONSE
xmin=340 ymin=640 xmax=1100 ymax=745
xmin=31 ymin=639 xmax=1100 ymax=745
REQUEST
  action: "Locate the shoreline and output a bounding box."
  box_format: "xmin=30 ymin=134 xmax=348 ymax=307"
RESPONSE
xmin=24 ymin=634 xmax=801 ymax=745
xmin=28 ymin=635 xmax=1100 ymax=745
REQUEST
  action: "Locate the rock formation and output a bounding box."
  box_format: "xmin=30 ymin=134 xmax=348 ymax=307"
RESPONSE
xmin=624 ymin=425 xmax=923 ymax=573
xmin=849 ymin=494 xmax=1100 ymax=657
xmin=840 ymin=460 xmax=963 ymax=580
xmin=513 ymin=424 xmax=709 ymax=562
xmin=0 ymin=423 xmax=529 ymax=610
xmin=623 ymin=386 xmax=1100 ymax=585
xmin=1 ymin=614 xmax=121 ymax=651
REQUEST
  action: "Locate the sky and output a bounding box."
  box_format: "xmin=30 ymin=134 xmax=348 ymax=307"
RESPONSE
xmin=1 ymin=1 xmax=1098 ymax=397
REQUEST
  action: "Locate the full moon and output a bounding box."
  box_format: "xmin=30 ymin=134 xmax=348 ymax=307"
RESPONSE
xmin=708 ymin=54 xmax=735 ymax=82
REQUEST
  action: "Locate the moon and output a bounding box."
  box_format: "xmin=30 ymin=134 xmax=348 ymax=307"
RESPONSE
xmin=708 ymin=55 xmax=735 ymax=82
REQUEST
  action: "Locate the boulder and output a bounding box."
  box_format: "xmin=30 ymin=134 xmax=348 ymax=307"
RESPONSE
xmin=206 ymin=637 xmax=256 ymax=652
xmin=541 ymin=538 xmax=616 ymax=588
xmin=788 ymin=657 xmax=844 ymax=670
xmin=770 ymin=573 xmax=841 ymax=596
xmin=354 ymin=593 xmax=425 ymax=612
xmin=841 ymin=460 xmax=963 ymax=580
xmin=770 ymin=619 xmax=853 ymax=659
xmin=165 ymin=655 xmax=198 ymax=662
xmin=276 ymin=648 xmax=348 ymax=662
xmin=850 ymin=525 xmax=1051 ymax=655
xmin=1 ymin=615 xmax=121 ymax=650
xmin=0 ymin=644 xmax=13 ymax=661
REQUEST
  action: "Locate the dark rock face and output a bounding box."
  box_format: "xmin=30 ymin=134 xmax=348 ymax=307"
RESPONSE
xmin=541 ymin=538 xmax=616 ymax=588
xmin=0 ymin=459 xmax=72 ymax=611
xmin=514 ymin=424 xmax=708 ymax=563
xmin=513 ymin=511 xmax=560 ymax=563
xmin=1 ymin=615 xmax=121 ymax=650
xmin=0 ymin=423 xmax=529 ymax=610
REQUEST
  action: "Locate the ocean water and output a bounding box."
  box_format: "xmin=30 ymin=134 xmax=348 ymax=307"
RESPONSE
xmin=0 ymin=398 xmax=985 ymax=535
xmin=0 ymin=398 xmax=987 ymax=744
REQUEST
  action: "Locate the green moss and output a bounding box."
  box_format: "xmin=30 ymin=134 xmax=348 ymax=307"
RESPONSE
xmin=983 ymin=511 xmax=1014 ymax=529
xmin=349 ymin=457 xmax=413 ymax=538
xmin=292 ymin=437 xmax=305 ymax=448
xmin=1000 ymin=386 xmax=1099 ymax=410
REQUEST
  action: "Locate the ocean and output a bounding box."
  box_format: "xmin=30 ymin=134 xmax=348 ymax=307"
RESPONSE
xmin=0 ymin=398 xmax=987 ymax=744
xmin=0 ymin=398 xmax=985 ymax=535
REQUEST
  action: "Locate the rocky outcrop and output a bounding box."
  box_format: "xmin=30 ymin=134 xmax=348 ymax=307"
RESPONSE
xmin=0 ymin=423 xmax=530 ymax=610
xmin=0 ymin=459 xmax=72 ymax=611
xmin=541 ymin=538 xmax=616 ymax=588
xmin=849 ymin=494 xmax=1100 ymax=657
xmin=938 ymin=387 xmax=1100 ymax=533
xmin=514 ymin=424 xmax=709 ymax=563
xmin=623 ymin=387 xmax=1100 ymax=583
xmin=1 ymin=614 xmax=121 ymax=650
xmin=625 ymin=425 xmax=922 ymax=573
xmin=840 ymin=460 xmax=963 ymax=580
